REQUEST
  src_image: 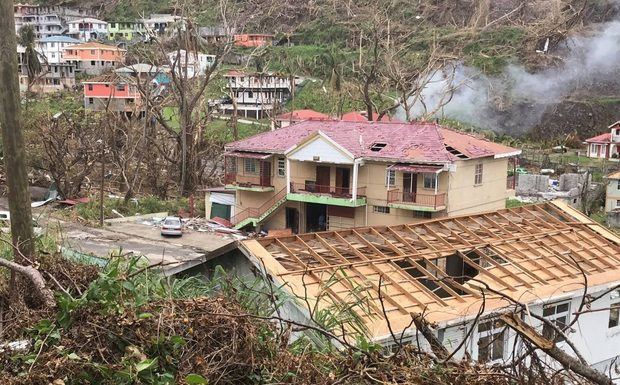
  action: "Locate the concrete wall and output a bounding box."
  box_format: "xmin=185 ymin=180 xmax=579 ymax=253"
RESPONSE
xmin=434 ymin=285 xmax=620 ymax=373
xmin=447 ymin=157 xmax=509 ymax=216
xmin=606 ymin=178 xmax=620 ymax=213
xmin=607 ymin=211 xmax=620 ymax=228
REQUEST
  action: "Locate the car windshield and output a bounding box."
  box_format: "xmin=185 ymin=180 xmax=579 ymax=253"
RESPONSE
xmin=163 ymin=218 xmax=180 ymax=226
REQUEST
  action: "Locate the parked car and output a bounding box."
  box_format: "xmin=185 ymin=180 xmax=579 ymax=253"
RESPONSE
xmin=160 ymin=216 xmax=183 ymax=237
xmin=0 ymin=211 xmax=44 ymax=236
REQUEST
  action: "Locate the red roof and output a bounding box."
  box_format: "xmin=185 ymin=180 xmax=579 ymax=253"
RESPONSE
xmin=341 ymin=111 xmax=393 ymax=122
xmin=226 ymin=121 xmax=520 ymax=163
xmin=276 ymin=109 xmax=331 ymax=122
xmin=585 ymin=132 xmax=612 ymax=143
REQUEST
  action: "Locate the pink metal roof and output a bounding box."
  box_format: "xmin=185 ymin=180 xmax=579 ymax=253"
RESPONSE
xmin=341 ymin=111 xmax=393 ymax=122
xmin=276 ymin=109 xmax=331 ymax=122
xmin=226 ymin=121 xmax=520 ymax=163
xmin=585 ymin=132 xmax=612 ymax=143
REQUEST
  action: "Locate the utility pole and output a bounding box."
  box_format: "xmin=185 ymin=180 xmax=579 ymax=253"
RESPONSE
xmin=0 ymin=0 xmax=35 ymax=262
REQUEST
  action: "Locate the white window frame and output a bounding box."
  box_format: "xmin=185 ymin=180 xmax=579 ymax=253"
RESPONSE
xmin=385 ymin=169 xmax=395 ymax=187
xmin=542 ymin=301 xmax=570 ymax=342
xmin=277 ymin=157 xmax=285 ymax=178
xmin=474 ymin=163 xmax=483 ymax=185
xmin=476 ymin=318 xmax=506 ymax=363
xmin=423 ymin=173 xmax=437 ymax=189
xmin=243 ymin=158 xmax=258 ymax=175
xmin=610 ymin=290 xmax=620 ymax=329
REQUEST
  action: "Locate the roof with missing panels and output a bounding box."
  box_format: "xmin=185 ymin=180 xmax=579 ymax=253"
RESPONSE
xmin=226 ymin=121 xmax=519 ymax=163
xmin=240 ymin=201 xmax=620 ymax=342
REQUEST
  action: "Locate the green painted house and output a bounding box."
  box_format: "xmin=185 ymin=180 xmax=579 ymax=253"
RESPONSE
xmin=107 ymin=21 xmax=146 ymax=41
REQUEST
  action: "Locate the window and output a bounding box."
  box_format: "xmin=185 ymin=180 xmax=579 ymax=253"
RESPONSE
xmin=51 ymin=52 xmax=56 ymax=58
xmin=90 ymin=60 xmax=95 ymax=66
xmin=617 ymin=200 xmax=620 ymax=208
xmin=116 ymin=84 xmax=126 ymax=91
xmin=617 ymin=180 xmax=620 ymax=190
xmin=373 ymin=206 xmax=390 ymax=214
xmin=277 ymin=158 xmax=285 ymax=177
xmin=610 ymin=290 xmax=620 ymax=328
xmin=385 ymin=169 xmax=395 ymax=187
xmin=248 ymin=91 xmax=254 ymax=98
xmin=477 ymin=319 xmax=505 ymax=362
xmin=474 ymin=163 xmax=483 ymax=185
xmin=90 ymin=49 xmax=95 ymax=55
xmin=423 ymin=173 xmax=437 ymax=189
xmin=542 ymin=301 xmax=570 ymax=342
xmin=50 ymin=42 xmax=55 ymax=47
xmin=244 ymin=158 xmax=258 ymax=174
xmin=87 ymin=84 xmax=93 ymax=91
xmin=88 ymin=97 xmax=94 ymax=104
xmin=414 ymin=211 xmax=432 ymax=219
xmin=370 ymin=142 xmax=387 ymax=152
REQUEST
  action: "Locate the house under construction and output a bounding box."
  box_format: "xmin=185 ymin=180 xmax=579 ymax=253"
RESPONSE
xmin=238 ymin=201 xmax=620 ymax=373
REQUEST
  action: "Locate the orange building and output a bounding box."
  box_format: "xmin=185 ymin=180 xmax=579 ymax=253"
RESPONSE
xmin=82 ymin=73 xmax=141 ymax=112
xmin=63 ymin=41 xmax=126 ymax=75
xmin=233 ymin=33 xmax=274 ymax=48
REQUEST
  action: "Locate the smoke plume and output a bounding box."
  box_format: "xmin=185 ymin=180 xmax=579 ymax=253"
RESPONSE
xmin=400 ymin=20 xmax=620 ymax=135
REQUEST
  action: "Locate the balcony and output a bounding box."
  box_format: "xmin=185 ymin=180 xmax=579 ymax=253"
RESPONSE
xmin=224 ymin=172 xmax=274 ymax=192
xmin=288 ymin=182 xmax=366 ymax=207
xmin=387 ymin=189 xmax=446 ymax=212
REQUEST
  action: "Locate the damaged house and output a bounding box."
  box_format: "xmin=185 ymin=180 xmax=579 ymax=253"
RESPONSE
xmin=235 ymin=201 xmax=620 ymax=376
xmin=220 ymin=120 xmax=520 ymax=232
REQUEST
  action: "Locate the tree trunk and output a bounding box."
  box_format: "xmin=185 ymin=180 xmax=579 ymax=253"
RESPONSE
xmin=0 ymin=0 xmax=38 ymax=304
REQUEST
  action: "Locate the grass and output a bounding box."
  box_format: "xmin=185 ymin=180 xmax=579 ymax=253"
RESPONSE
xmin=72 ymin=196 xmax=192 ymax=221
xmin=506 ymin=198 xmax=528 ymax=209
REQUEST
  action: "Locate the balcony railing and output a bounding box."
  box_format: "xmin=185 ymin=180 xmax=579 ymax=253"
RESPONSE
xmin=387 ymin=189 xmax=446 ymax=209
xmin=230 ymin=187 xmax=287 ymax=225
xmin=224 ymin=172 xmax=271 ymax=188
xmin=290 ymin=182 xmax=366 ymax=198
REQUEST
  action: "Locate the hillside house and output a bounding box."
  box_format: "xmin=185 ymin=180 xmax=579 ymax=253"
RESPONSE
xmin=585 ymin=121 xmax=620 ymax=160
xmin=17 ymin=45 xmax=76 ymax=93
xmin=219 ymin=120 xmax=520 ymax=232
xmin=36 ymin=35 xmax=80 ymax=64
xmin=199 ymin=26 xmax=234 ymax=43
xmin=220 ymin=70 xmax=294 ymax=119
xmin=142 ymin=14 xmax=184 ymax=36
xmin=233 ymin=33 xmax=274 ymax=48
xmin=13 ymin=3 xmax=93 ymax=39
xmin=107 ymin=21 xmax=146 ymax=41
xmin=235 ymin=201 xmax=620 ymax=376
xmin=82 ymin=73 xmax=141 ymax=113
xmin=62 ymin=42 xmax=126 ymax=75
xmin=67 ymin=17 xmax=108 ymax=41
xmin=114 ymin=63 xmax=170 ymax=85
xmin=166 ymin=50 xmax=215 ymax=78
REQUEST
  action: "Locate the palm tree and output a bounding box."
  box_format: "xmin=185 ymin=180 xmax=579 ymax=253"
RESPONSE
xmin=18 ymin=25 xmax=42 ymax=92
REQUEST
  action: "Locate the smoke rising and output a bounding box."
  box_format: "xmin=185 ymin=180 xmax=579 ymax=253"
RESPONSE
xmin=400 ymin=20 xmax=620 ymax=135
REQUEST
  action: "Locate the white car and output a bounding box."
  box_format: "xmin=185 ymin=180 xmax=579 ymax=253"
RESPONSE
xmin=160 ymin=216 xmax=183 ymax=237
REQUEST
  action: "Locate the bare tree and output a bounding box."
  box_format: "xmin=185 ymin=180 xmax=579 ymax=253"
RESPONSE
xmin=0 ymin=0 xmax=53 ymax=308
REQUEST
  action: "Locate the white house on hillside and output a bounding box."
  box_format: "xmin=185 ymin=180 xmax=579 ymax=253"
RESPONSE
xmin=166 ymin=50 xmax=215 ymax=78
xmin=36 ymin=35 xmax=81 ymax=64
xmin=67 ymin=17 xmax=108 ymax=41
xmin=220 ymin=70 xmax=295 ymax=119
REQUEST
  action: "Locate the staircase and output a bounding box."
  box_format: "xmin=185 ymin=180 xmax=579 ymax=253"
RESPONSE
xmin=231 ymin=187 xmax=287 ymax=230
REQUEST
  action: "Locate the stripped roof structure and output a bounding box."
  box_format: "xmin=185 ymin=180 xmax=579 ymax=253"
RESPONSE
xmin=226 ymin=120 xmax=519 ymax=163
xmin=240 ymin=201 xmax=620 ymax=341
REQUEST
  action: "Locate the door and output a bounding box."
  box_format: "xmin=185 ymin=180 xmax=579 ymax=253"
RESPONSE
xmin=260 ymin=161 xmax=271 ymax=186
xmin=335 ymin=167 xmax=351 ymax=196
xmin=316 ymin=166 xmax=331 ymax=194
xmin=285 ymin=207 xmax=299 ymax=234
xmin=403 ymin=173 xmax=417 ymax=203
